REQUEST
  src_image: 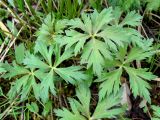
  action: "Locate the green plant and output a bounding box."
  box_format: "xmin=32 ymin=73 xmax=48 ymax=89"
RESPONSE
xmin=0 ymin=6 xmax=158 ymax=119
xmin=36 ymin=13 xmax=68 ymax=45
xmin=57 ymin=8 xmax=144 ymax=76
xmin=2 ymin=41 xmax=87 ymax=103
xmin=56 ymin=0 xmax=84 ymax=19
xmin=96 ymin=43 xmax=156 ymax=102
xmin=108 ymin=0 xmax=160 ymax=12
xmin=108 ymin=0 xmax=141 ymax=11
xmin=55 ymin=84 xmax=125 ymax=120
xmin=0 ymin=8 xmax=8 ymax=20
xmin=151 ymin=105 xmax=160 ymax=120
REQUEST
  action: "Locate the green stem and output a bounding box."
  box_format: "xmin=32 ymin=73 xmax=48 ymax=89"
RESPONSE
xmin=0 ymin=0 xmax=26 ymax=27
xmin=40 ymin=0 xmax=48 ymax=14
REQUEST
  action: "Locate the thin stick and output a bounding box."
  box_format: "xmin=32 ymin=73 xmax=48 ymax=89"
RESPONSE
xmin=0 ymin=100 xmax=16 ymax=119
xmin=0 ymin=1 xmax=25 ymax=26
xmin=150 ymin=13 xmax=160 ymax=20
xmin=50 ymin=95 xmax=54 ymax=120
xmin=0 ymin=42 xmax=5 ymax=55
xmin=0 ymin=38 xmax=12 ymax=59
xmin=152 ymin=19 xmax=160 ymax=26
xmin=24 ymin=0 xmax=33 ymax=16
xmin=104 ymin=0 xmax=108 ymax=7
xmin=0 ymin=27 xmax=23 ymax=62
xmin=63 ymin=95 xmax=69 ymax=108
xmin=141 ymin=25 xmax=149 ymax=38
xmin=53 ymin=0 xmax=58 ymax=11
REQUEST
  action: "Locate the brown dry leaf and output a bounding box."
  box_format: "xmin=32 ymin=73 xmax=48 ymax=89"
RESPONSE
xmin=121 ymin=82 xmax=132 ymax=111
xmin=153 ymin=78 xmax=160 ymax=87
xmin=154 ymin=78 xmax=160 ymax=81
xmin=139 ymin=99 xmax=147 ymax=108
xmin=0 ymin=21 xmax=12 ymax=38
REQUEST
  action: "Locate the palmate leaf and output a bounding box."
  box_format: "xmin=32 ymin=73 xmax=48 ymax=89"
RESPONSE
xmin=58 ymin=8 xmax=135 ymax=76
xmin=2 ymin=42 xmax=87 ymax=103
xmin=1 ymin=44 xmax=41 ymax=101
xmin=55 ymin=84 xmax=124 ymax=120
xmin=24 ymin=41 xmax=87 ymax=103
xmin=97 ymin=45 xmax=156 ymax=102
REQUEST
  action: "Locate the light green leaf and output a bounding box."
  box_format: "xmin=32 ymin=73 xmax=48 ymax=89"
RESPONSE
xmin=81 ymin=38 xmax=112 ymax=76
xmin=92 ymin=93 xmax=124 ymax=119
xmin=23 ymin=54 xmax=49 ymax=70
xmin=120 ymin=11 xmax=142 ymax=26
xmin=3 ymin=62 xmax=29 ymax=78
xmin=96 ymin=68 xmax=122 ymax=100
xmin=7 ymin=75 xmax=29 ymax=99
xmin=55 ymin=84 xmax=124 ymax=120
xmin=54 ymin=46 xmax=74 ymax=67
xmin=124 ymin=66 xmax=156 ymax=103
xmin=60 ymin=8 xmax=140 ymax=76
xmin=0 ymin=67 xmax=6 ymax=73
xmin=55 ymin=108 xmax=86 ymax=120
xmin=152 ymin=105 xmax=160 ymax=120
xmin=74 ymin=84 xmax=91 ymax=118
xmin=146 ymin=0 xmax=160 ymax=11
xmin=40 ymin=70 xmax=56 ymax=103
xmin=15 ymin=43 xmax=25 ymax=64
xmin=26 ymin=102 xmax=39 ymax=113
xmin=34 ymin=41 xmax=54 ymax=65
xmin=20 ymin=75 xmax=36 ymax=101
xmin=55 ymin=19 xmax=68 ymax=33
xmin=125 ymin=47 xmax=153 ymax=63
xmin=42 ymin=101 xmax=52 ymax=116
xmin=0 ymin=87 xmax=4 ymax=96
xmin=36 ymin=13 xmax=55 ymax=44
xmin=92 ymin=8 xmax=113 ymax=33
xmin=54 ymin=66 xmax=87 ymax=84
xmin=36 ymin=13 xmax=67 ymax=45
xmin=97 ymin=26 xmax=129 ymax=48
xmin=59 ymin=30 xmax=89 ymax=56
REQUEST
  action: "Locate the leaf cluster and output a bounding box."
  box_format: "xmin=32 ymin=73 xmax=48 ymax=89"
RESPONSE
xmin=0 ymin=7 xmax=157 ymax=119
